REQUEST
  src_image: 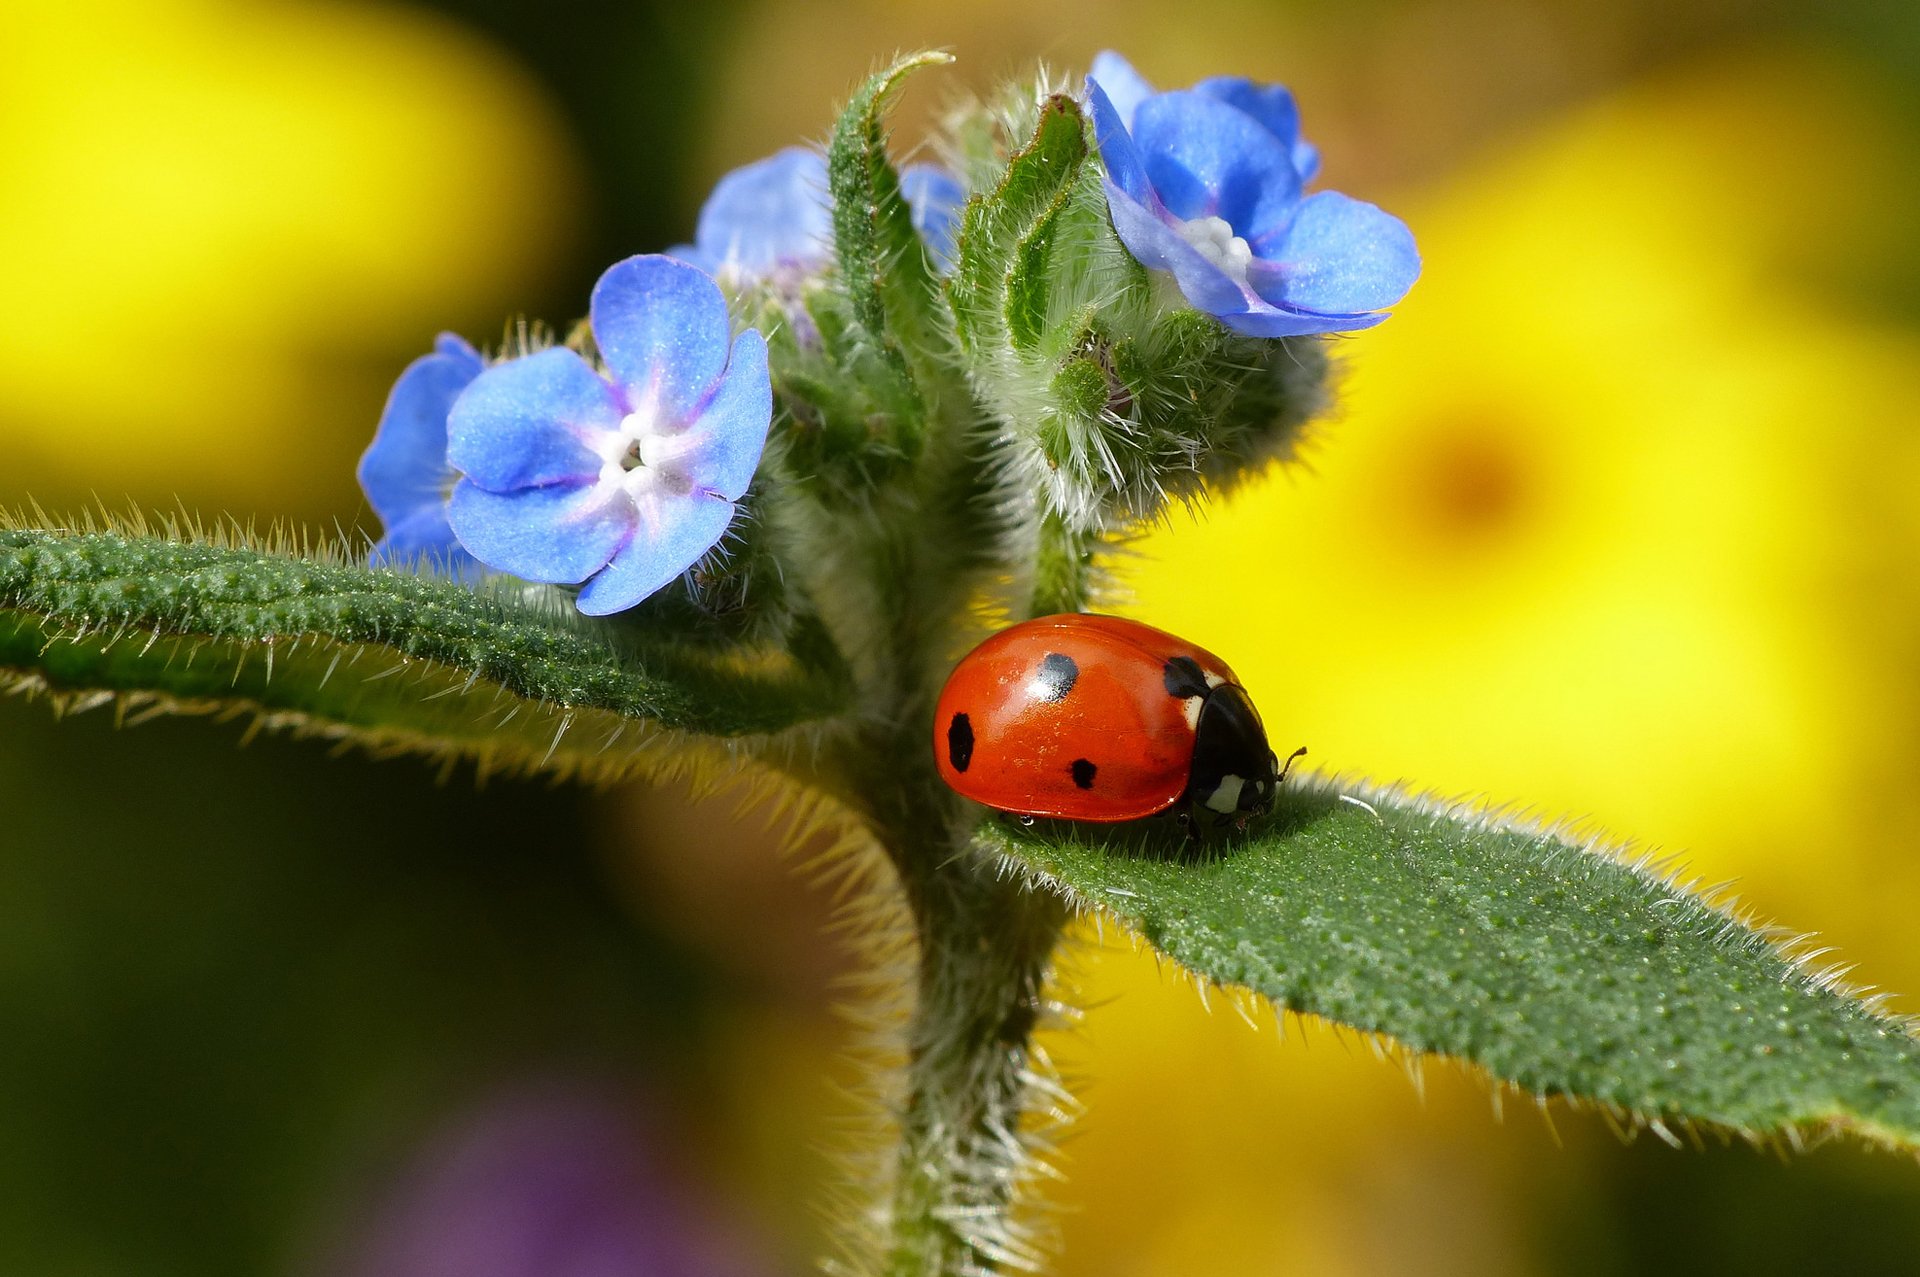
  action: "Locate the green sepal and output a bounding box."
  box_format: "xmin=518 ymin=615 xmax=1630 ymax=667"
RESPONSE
xmin=949 ymin=94 xmax=1089 ymax=357
xmin=762 ymin=286 xmax=916 ymax=498
xmin=984 ymin=775 xmax=1920 ymax=1150
xmin=825 ymin=50 xmax=955 ymax=437
xmin=1005 ymin=191 xmax=1071 ymax=353
xmin=0 ymin=528 xmax=853 ymax=780
xmin=949 ymin=86 xmax=1334 ymax=530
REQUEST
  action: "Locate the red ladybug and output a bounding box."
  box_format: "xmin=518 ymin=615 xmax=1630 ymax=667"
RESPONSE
xmin=933 ymin=613 xmax=1301 ymax=823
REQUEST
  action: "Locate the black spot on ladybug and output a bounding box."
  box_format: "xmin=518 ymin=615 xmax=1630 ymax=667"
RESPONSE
xmin=947 ymin=712 xmax=975 ymax=773
xmin=1032 ymin=652 xmax=1079 ymax=702
xmin=1163 ymin=656 xmax=1209 ymax=700
xmin=1070 ymin=758 xmax=1098 ymax=789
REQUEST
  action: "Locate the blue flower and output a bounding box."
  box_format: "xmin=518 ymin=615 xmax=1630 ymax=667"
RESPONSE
xmin=668 ymin=147 xmax=833 ymax=282
xmin=357 ymin=332 xmax=484 ymax=575
xmin=1089 ymin=50 xmax=1321 ymax=184
xmin=1087 ymin=50 xmax=1420 ymax=338
xmin=668 ymin=146 xmax=966 ymax=281
xmin=444 ymin=255 xmax=771 ymax=616
xmin=898 ymin=163 xmax=965 ymax=273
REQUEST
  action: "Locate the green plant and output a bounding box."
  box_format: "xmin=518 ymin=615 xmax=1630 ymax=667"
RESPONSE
xmin=4 ymin=52 xmax=1915 ymax=1277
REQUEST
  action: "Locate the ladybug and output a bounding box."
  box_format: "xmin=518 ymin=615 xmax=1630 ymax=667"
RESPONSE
xmin=933 ymin=613 xmax=1302 ymax=823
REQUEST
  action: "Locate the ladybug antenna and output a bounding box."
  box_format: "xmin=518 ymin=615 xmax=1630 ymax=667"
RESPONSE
xmin=1277 ymin=745 xmax=1307 ymax=784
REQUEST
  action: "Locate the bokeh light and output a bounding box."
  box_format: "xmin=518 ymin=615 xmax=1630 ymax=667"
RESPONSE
xmin=0 ymin=0 xmax=582 ymax=519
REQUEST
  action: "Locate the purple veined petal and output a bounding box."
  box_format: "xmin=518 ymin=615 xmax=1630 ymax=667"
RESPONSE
xmin=651 ymin=329 xmax=771 ymax=503
xmin=575 ymin=489 xmax=735 ymax=616
xmin=447 ymin=348 xmax=620 ymax=493
xmin=446 ymin=479 xmax=632 ymax=585
xmin=690 ymin=147 xmax=831 ymax=279
xmin=1100 ymin=177 xmax=1252 ymax=319
xmin=370 ymin=505 xmax=480 ymax=578
xmin=357 ymin=333 xmax=483 ymax=531
xmin=591 ymin=255 xmax=734 ymax=424
xmin=1246 ymin=190 xmax=1420 ymax=317
xmin=1191 ymin=75 xmax=1319 ymax=181
xmin=898 ymin=164 xmax=965 ymax=273
xmin=1087 ymin=78 xmax=1158 ymax=210
xmin=1089 ymin=50 xmax=1157 ymax=129
xmin=1131 ymin=91 xmax=1302 ymax=232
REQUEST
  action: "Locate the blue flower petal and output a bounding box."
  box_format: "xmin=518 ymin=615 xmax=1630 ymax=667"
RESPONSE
xmin=1131 ymin=91 xmax=1301 ymax=232
xmin=899 ymin=164 xmax=965 ymax=273
xmin=446 ymin=479 xmax=631 ymax=585
xmin=1088 ymin=79 xmax=1160 ymax=211
xmin=1293 ymin=138 xmax=1322 ymax=185
xmin=1247 ymin=190 xmax=1420 ymax=316
xmin=575 ymin=490 xmax=735 ymax=616
xmin=1192 ymin=76 xmax=1320 ymax=181
xmin=591 ymin=255 xmax=733 ymax=423
xmin=370 ymin=505 xmax=479 ymax=577
xmin=1089 ymin=51 xmax=1156 ymax=128
xmin=357 ymin=333 xmax=482 ymax=531
xmin=1209 ymin=297 xmax=1389 ymax=339
xmin=1090 ymin=54 xmax=1419 ymax=337
xmin=673 ymin=329 xmax=771 ymax=502
xmin=1100 ymin=178 xmax=1251 ymax=318
xmin=446 ymin=348 xmax=617 ymax=493
xmin=687 ymin=147 xmax=831 ymax=279
xmin=663 ymin=241 xmax=708 ymax=271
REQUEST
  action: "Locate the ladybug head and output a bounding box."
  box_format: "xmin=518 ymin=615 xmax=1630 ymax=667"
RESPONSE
xmin=1189 ymin=685 xmax=1302 ymax=818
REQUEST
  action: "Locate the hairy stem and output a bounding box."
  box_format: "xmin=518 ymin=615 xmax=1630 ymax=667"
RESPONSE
xmin=868 ymin=775 xmax=1071 ymax=1277
xmin=1028 ymin=514 xmax=1094 ymax=619
xmin=814 ymin=510 xmax=1076 ymax=1272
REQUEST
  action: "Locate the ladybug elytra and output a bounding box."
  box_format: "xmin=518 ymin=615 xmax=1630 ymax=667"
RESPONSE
xmin=932 ymin=613 xmax=1300 ymax=823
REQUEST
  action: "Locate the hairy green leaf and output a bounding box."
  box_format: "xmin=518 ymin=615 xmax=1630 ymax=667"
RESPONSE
xmin=0 ymin=527 xmax=852 ymax=780
xmin=984 ymin=775 xmax=1920 ymax=1150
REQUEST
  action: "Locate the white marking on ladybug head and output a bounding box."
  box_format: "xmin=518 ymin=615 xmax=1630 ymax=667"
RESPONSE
xmin=1203 ymin=672 xmax=1226 ymax=689
xmin=1180 ymin=694 xmax=1204 ymax=730
xmin=1204 ymin=774 xmax=1246 ymax=814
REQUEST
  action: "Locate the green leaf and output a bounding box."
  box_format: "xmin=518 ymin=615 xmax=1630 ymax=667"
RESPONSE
xmin=984 ymin=775 xmax=1920 ymax=1150
xmin=826 ymin=50 xmax=953 ymax=416
xmin=0 ymin=526 xmax=852 ymax=780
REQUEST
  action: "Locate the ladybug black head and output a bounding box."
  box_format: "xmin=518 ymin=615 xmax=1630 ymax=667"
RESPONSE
xmin=1187 ymin=683 xmax=1287 ymax=817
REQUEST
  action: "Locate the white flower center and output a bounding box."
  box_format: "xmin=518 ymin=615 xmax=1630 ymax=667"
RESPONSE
xmin=598 ymin=406 xmax=696 ymax=501
xmin=1178 ymin=215 xmax=1254 ymax=285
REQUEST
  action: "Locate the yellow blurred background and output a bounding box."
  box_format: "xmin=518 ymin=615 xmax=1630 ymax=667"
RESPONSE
xmin=4 ymin=0 xmax=1920 ymax=1273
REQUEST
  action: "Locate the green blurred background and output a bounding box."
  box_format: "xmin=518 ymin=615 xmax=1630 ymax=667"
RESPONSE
xmin=5 ymin=0 xmax=1920 ymax=1272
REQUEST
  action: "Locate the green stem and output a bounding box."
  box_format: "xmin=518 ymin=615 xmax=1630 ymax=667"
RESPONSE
xmin=869 ymin=778 xmax=1071 ymax=1276
xmin=779 ymin=293 xmax=1095 ymax=1269
xmin=810 ymin=508 xmax=1077 ymax=1271
xmin=1028 ymin=514 xmax=1094 ymax=619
